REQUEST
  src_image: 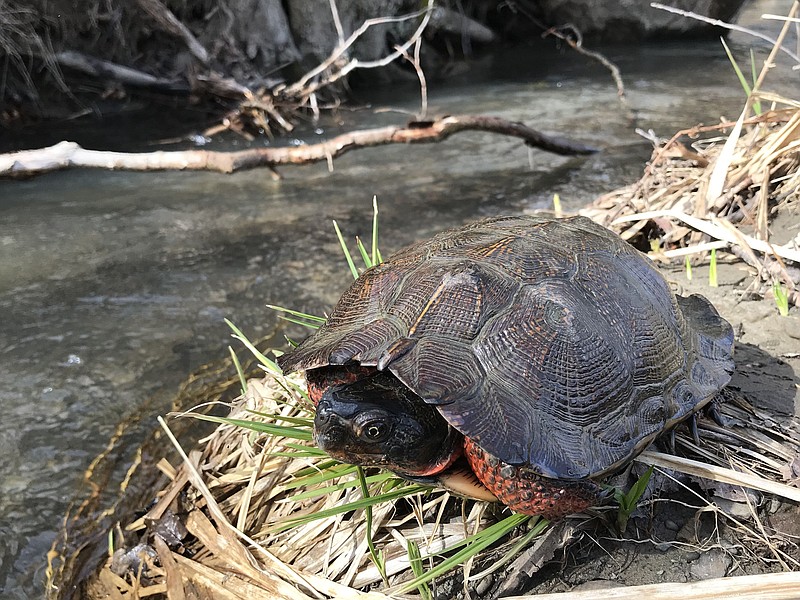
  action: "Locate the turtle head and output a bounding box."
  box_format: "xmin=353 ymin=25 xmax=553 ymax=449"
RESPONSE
xmin=314 ymin=370 xmax=462 ymax=477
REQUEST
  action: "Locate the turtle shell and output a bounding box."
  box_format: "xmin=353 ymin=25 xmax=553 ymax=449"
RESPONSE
xmin=279 ymin=215 xmax=734 ymax=480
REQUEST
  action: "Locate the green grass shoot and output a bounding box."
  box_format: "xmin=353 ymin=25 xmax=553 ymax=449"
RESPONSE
xmin=772 ymin=282 xmax=790 ymax=317
xmin=396 ymin=513 xmax=537 ymax=594
xmin=407 ymin=540 xmax=432 ymax=600
xmin=709 ymin=248 xmax=718 ymax=287
xmin=333 ymin=219 xmax=360 ymax=280
xmin=721 ymin=38 xmax=761 ymax=115
xmin=685 ymin=256 xmax=693 ymax=281
xmin=228 ymin=345 xmax=247 ymax=395
xmin=357 ymin=466 xmax=388 ymax=583
xmin=265 ymin=304 xmax=325 ymax=330
xmin=224 ymin=318 xmax=282 ymax=376
xmin=612 ymin=465 xmax=654 ymax=533
xmin=553 ymin=193 xmax=562 ymax=218
xmin=372 ymin=195 xmax=383 ymax=265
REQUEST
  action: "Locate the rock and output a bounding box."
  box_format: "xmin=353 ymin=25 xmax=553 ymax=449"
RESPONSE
xmin=654 ymin=542 xmax=672 ymax=552
xmin=689 ymin=549 xmax=731 ymax=580
xmin=475 ymin=575 xmax=492 ymax=596
xmin=713 ymin=496 xmax=757 ymax=520
xmin=684 ymin=551 xmax=701 ymax=561
xmin=664 ymin=519 xmax=680 ymax=531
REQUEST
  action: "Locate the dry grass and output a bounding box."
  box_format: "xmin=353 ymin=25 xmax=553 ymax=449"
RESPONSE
xmin=78 ymin=359 xmax=800 ymax=599
xmin=582 ymin=95 xmax=800 ymax=307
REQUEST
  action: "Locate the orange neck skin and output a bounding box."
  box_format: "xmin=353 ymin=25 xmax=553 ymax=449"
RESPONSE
xmin=412 ymin=441 xmax=463 ymax=477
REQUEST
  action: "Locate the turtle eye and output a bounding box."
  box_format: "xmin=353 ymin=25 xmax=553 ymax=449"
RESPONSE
xmin=362 ymin=420 xmax=390 ymax=442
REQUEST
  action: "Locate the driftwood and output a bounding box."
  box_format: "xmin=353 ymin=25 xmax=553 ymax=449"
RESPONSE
xmin=0 ymin=115 xmax=596 ymax=178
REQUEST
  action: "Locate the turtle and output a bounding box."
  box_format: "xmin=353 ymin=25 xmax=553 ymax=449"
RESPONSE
xmin=277 ymin=215 xmax=735 ymax=519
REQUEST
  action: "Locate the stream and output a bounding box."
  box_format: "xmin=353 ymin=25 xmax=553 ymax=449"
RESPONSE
xmin=0 ymin=2 xmax=796 ymax=596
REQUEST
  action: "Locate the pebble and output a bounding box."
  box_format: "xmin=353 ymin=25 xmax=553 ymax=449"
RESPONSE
xmin=664 ymin=519 xmax=680 ymax=532
xmin=684 ymin=551 xmax=701 ymax=561
xmin=654 ymin=542 xmax=672 ymax=552
xmin=713 ymin=497 xmax=755 ymax=520
xmin=689 ymin=549 xmax=732 ymax=580
xmin=475 ymin=575 xmax=492 ymax=596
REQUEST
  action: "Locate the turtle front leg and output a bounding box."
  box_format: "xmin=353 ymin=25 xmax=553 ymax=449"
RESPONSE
xmin=464 ymin=439 xmax=602 ymax=519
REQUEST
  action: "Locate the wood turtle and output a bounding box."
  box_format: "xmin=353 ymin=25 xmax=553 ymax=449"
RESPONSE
xmin=278 ymin=215 xmax=735 ymax=518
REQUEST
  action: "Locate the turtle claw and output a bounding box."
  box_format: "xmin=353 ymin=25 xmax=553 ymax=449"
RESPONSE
xmin=704 ymin=398 xmax=732 ymax=427
xmin=689 ymin=414 xmax=701 ymax=446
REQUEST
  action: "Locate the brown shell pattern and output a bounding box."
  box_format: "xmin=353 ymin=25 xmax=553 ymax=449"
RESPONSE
xmin=279 ymin=215 xmax=734 ymax=479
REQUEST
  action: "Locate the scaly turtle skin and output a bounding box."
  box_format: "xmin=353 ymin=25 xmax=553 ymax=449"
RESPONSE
xmin=278 ymin=215 xmax=734 ymax=519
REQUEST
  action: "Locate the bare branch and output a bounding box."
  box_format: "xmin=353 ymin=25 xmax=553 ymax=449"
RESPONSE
xmin=650 ymin=2 xmax=800 ymax=64
xmin=0 ymin=115 xmax=596 ymax=178
xmin=136 ymin=0 xmax=210 ymax=64
xmin=55 ymin=51 xmax=187 ymax=92
xmin=283 ymin=1 xmax=434 ymax=99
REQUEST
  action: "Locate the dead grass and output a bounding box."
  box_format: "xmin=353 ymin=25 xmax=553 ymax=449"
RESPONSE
xmin=582 ymin=95 xmax=800 ymax=307
xmin=74 ymin=359 xmax=800 ymax=600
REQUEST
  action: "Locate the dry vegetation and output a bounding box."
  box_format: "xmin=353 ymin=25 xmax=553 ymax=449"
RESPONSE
xmin=69 ymin=360 xmax=800 ymax=599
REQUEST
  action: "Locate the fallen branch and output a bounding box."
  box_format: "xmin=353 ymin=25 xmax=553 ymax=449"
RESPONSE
xmin=55 ymin=51 xmax=188 ymax=93
xmin=0 ymin=115 xmax=596 ymax=177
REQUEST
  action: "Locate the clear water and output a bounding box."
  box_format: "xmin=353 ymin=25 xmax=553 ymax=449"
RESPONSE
xmin=0 ymin=2 xmax=796 ymax=596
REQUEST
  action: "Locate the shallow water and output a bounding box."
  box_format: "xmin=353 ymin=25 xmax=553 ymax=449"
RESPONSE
xmin=0 ymin=2 xmax=797 ymax=596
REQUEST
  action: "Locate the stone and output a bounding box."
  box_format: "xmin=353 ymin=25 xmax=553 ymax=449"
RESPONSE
xmin=689 ymin=549 xmax=731 ymax=580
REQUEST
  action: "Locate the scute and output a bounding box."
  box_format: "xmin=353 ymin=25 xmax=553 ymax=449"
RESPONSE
xmin=278 ymin=215 xmax=734 ymax=480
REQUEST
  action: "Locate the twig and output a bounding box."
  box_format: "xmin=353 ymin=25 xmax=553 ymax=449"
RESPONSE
xmin=650 ymin=2 xmax=800 ymax=64
xmin=612 ymin=209 xmax=800 ymax=263
xmin=284 ymin=2 xmax=434 ymax=99
xmin=0 ymin=115 xmax=596 ymax=177
xmin=542 ymin=26 xmax=632 ymax=119
xmin=398 ymin=38 xmax=428 ymax=120
xmin=136 ymin=0 xmax=209 ymax=64
xmin=638 ymin=450 xmax=800 ymax=502
xmin=55 ymin=51 xmax=187 ymax=92
xmin=328 ymin=0 xmax=346 ymax=46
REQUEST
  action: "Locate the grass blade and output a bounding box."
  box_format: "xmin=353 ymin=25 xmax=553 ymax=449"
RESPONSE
xmin=749 ymin=48 xmax=762 ymax=114
xmin=397 ymin=513 xmax=530 ymax=593
xmin=333 ymin=219 xmax=360 ymax=280
xmin=272 ymin=484 xmax=429 ymax=533
xmin=407 ymin=540 xmax=432 ymax=600
xmin=356 ymin=236 xmax=373 ymax=269
xmin=265 ymin=304 xmax=326 ymax=323
xmin=721 ymin=38 xmax=752 ymax=99
xmin=709 ymin=248 xmax=719 ymax=287
xmin=187 ymin=413 xmax=313 ymax=440
xmin=357 ymin=466 xmax=388 ymax=582
xmin=228 ymin=345 xmax=247 ymax=395
xmin=372 ymin=196 xmax=382 ymax=265
xmin=225 ymin=318 xmax=282 ymax=376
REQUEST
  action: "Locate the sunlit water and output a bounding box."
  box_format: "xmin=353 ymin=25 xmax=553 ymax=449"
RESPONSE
xmin=0 ymin=2 xmax=796 ymax=596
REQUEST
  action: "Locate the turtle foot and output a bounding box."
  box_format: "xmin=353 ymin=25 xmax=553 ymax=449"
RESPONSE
xmin=464 ymin=439 xmax=602 ymax=519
